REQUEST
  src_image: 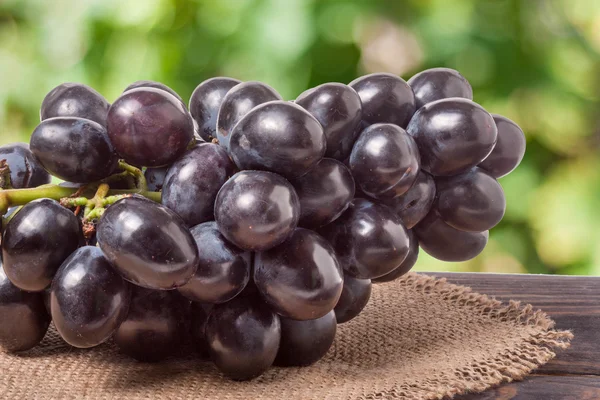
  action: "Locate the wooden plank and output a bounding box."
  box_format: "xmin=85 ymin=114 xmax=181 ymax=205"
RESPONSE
xmin=428 ymin=273 xmax=600 ymax=376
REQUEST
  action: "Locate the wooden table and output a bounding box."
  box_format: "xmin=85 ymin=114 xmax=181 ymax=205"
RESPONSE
xmin=427 ymin=273 xmax=600 ymax=400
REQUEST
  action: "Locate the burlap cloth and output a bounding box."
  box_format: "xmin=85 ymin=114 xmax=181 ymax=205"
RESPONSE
xmin=0 ymin=273 xmax=572 ymax=399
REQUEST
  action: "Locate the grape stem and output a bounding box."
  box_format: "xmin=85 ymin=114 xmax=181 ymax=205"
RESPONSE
xmin=0 ymin=159 xmax=12 ymax=190
xmin=118 ymin=161 xmax=148 ymax=193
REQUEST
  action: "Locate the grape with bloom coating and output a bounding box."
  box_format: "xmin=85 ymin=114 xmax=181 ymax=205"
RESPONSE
xmin=123 ymin=80 xmax=184 ymax=103
xmin=479 ymin=114 xmax=526 ymax=178
xmin=190 ymin=77 xmax=241 ymax=141
xmin=408 ymin=68 xmax=473 ymax=109
xmin=41 ymin=82 xmax=110 ymax=127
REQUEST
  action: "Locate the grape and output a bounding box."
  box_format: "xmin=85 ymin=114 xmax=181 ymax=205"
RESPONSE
xmin=30 ymin=117 xmax=119 ymax=183
xmin=190 ymin=302 xmax=213 ymax=357
xmin=254 ymin=228 xmax=344 ymax=321
xmin=320 ymin=198 xmax=410 ymax=279
xmin=178 ymin=222 xmax=251 ymax=304
xmin=114 ymin=286 xmax=191 ymax=362
xmin=435 ymin=167 xmax=506 ymax=232
xmin=0 ymin=143 xmax=51 ymax=188
xmin=123 ymin=80 xmax=184 ymax=104
xmin=407 ymin=98 xmax=497 ymax=176
xmin=479 ymin=114 xmax=526 ymax=178
xmin=275 ymin=310 xmax=336 ymax=367
xmin=50 ymin=246 xmax=130 ymax=348
xmin=206 ymin=296 xmax=281 ymax=381
xmin=295 ymin=82 xmax=362 ymax=160
xmin=414 ymin=209 xmax=489 ymax=262
xmin=349 ymin=72 xmax=416 ymax=128
xmin=162 ymin=143 xmax=236 ymax=227
xmin=107 ymin=88 xmax=194 ymax=167
xmin=96 ymin=196 xmax=199 ymax=290
xmin=334 ymin=274 xmax=372 ymax=324
xmin=373 ymin=230 xmax=419 ymax=283
xmin=0 ymin=256 xmax=50 ymax=352
xmin=189 ymin=77 xmax=241 ymax=141
xmin=2 ymin=199 xmax=82 ymax=292
xmin=144 ymin=166 xmax=168 ymax=192
xmin=214 ymin=171 xmax=300 ymax=251
xmin=216 ymin=81 xmax=282 ymax=149
xmin=408 ymin=68 xmax=473 ymax=109
xmin=349 ymin=123 xmax=420 ymax=197
xmin=292 ymin=158 xmax=355 ymax=229
xmin=229 ymin=101 xmax=327 ymax=180
xmin=40 ymin=83 xmax=110 ymax=127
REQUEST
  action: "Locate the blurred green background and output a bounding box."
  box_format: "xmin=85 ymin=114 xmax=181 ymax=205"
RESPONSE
xmin=0 ymin=0 xmax=599 ymax=275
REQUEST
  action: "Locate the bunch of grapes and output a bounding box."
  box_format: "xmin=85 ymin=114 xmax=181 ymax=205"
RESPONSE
xmin=0 ymin=69 xmax=525 ymax=381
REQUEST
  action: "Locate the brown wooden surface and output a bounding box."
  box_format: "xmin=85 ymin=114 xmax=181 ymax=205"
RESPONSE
xmin=427 ymin=272 xmax=600 ymax=400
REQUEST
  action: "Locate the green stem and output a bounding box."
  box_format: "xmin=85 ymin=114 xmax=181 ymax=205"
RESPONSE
xmin=118 ymin=161 xmax=147 ymax=193
xmin=0 ymin=159 xmax=13 ymax=190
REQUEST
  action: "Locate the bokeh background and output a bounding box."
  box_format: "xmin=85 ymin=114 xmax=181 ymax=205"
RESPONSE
xmin=0 ymin=0 xmax=599 ymax=275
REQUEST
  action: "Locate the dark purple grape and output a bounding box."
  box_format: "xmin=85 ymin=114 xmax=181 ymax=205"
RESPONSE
xmin=378 ymin=171 xmax=436 ymax=229
xmin=349 ymin=123 xmax=420 ymax=197
xmin=214 ymin=171 xmax=300 ymax=251
xmin=407 ymin=98 xmax=497 ymax=176
xmin=114 ymin=287 xmax=191 ymax=362
xmin=50 ymin=246 xmax=130 ymax=348
xmin=373 ymin=230 xmax=419 ymax=283
xmin=162 ymin=143 xmax=236 ymax=227
xmin=144 ymin=166 xmax=168 ymax=192
xmin=30 ymin=117 xmax=118 ymax=183
xmin=217 ymin=81 xmax=282 ymax=149
xmin=408 ymin=68 xmax=473 ymax=109
xmin=334 ymin=274 xmax=372 ymax=324
xmin=292 ymin=158 xmax=355 ymax=229
xmin=190 ymin=302 xmax=213 ymax=357
xmin=189 ymin=77 xmax=241 ymax=141
xmin=229 ymin=101 xmax=326 ymax=180
xmin=320 ymin=198 xmax=410 ymax=279
xmin=0 ymin=143 xmax=51 ymax=189
xmin=123 ymin=80 xmax=184 ymax=103
xmin=40 ymin=83 xmax=110 ymax=127
xmin=178 ymin=222 xmax=250 ymax=304
xmin=206 ymin=296 xmax=281 ymax=381
xmin=349 ymin=73 xmax=416 ymax=128
xmin=107 ymin=88 xmax=194 ymax=167
xmin=435 ymin=167 xmax=505 ymax=232
xmin=275 ymin=310 xmax=336 ymax=367
xmin=2 ymin=199 xmax=81 ymax=292
xmin=414 ymin=210 xmax=489 ymax=262
xmin=254 ymin=228 xmax=343 ymax=321
xmin=479 ymin=114 xmax=526 ymax=178
xmin=96 ymin=196 xmax=199 ymax=290
xmin=0 ymin=257 xmax=50 ymax=352
xmin=295 ymin=83 xmax=362 ymax=160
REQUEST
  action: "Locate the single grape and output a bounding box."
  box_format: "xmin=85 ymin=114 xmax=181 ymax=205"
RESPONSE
xmin=435 ymin=167 xmax=506 ymax=232
xmin=206 ymin=296 xmax=281 ymax=381
xmin=334 ymin=274 xmax=372 ymax=324
xmin=0 ymin=143 xmax=51 ymax=188
xmin=107 ymin=88 xmax=194 ymax=167
xmin=349 ymin=72 xmax=416 ymax=128
xmin=216 ymin=81 xmax=282 ymax=149
xmin=229 ymin=101 xmax=327 ymax=180
xmin=144 ymin=166 xmax=169 ymax=192
xmin=189 ymin=77 xmax=241 ymax=141
xmin=378 ymin=171 xmax=436 ymax=229
xmin=178 ymin=222 xmax=251 ymax=304
xmin=408 ymin=68 xmax=473 ymax=109
xmin=162 ymin=143 xmax=236 ymax=227
xmin=214 ymin=171 xmax=300 ymax=251
xmin=407 ymin=98 xmax=497 ymax=176
xmin=414 ymin=209 xmax=489 ymax=262
xmin=320 ymin=198 xmax=410 ymax=279
xmin=96 ymin=196 xmax=199 ymax=290
xmin=30 ymin=117 xmax=119 ymax=183
xmin=123 ymin=80 xmax=184 ymax=103
xmin=114 ymin=286 xmax=191 ymax=362
xmin=0 ymin=256 xmax=50 ymax=352
xmin=2 ymin=199 xmax=82 ymax=292
xmin=40 ymin=83 xmax=110 ymax=127
xmin=190 ymin=302 xmax=213 ymax=357
xmin=275 ymin=310 xmax=336 ymax=367
xmin=50 ymin=246 xmax=130 ymax=348
xmin=373 ymin=230 xmax=419 ymax=283
xmin=295 ymin=82 xmax=362 ymax=160
xmin=292 ymin=158 xmax=355 ymax=229
xmin=254 ymin=228 xmax=344 ymax=321
xmin=479 ymin=114 xmax=526 ymax=178
xmin=349 ymin=123 xmax=420 ymax=197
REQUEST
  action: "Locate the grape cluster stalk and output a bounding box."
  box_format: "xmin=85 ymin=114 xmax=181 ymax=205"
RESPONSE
xmin=0 ymin=69 xmax=525 ymax=381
